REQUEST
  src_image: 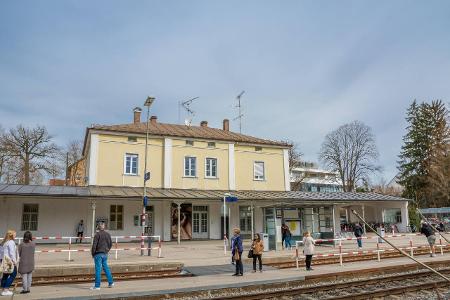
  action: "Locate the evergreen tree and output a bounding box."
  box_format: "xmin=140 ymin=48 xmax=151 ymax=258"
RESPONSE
xmin=398 ymin=100 xmax=450 ymax=207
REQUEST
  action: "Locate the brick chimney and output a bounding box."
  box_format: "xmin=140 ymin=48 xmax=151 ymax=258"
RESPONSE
xmin=223 ymin=119 xmax=229 ymax=131
xmin=200 ymin=121 xmax=208 ymax=127
xmin=150 ymin=116 xmax=157 ymax=125
xmin=133 ymin=107 xmax=142 ymax=124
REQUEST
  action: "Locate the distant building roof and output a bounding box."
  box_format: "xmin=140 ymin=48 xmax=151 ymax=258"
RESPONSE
xmin=0 ymin=184 xmax=410 ymax=203
xmin=419 ymin=207 xmax=450 ymax=214
xmin=87 ymin=121 xmax=289 ymax=148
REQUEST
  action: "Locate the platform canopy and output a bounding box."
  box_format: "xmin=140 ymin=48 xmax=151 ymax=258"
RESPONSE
xmin=0 ymin=184 xmax=410 ymax=205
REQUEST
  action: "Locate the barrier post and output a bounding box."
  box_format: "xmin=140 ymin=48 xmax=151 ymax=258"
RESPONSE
xmin=67 ymin=237 xmax=73 ymax=262
xmin=409 ymin=236 xmax=414 ymax=257
xmin=114 ymin=237 xmax=118 ymax=260
xmin=224 ymin=234 xmax=227 ymax=255
xmin=295 ymin=242 xmax=299 ymax=269
xmin=147 ymin=235 xmax=152 ymax=256
xmin=376 ymin=240 xmax=380 ymax=262
xmin=158 ymin=236 xmax=162 ymax=258
xmin=439 ymin=234 xmax=444 ymax=256
xmin=339 ymin=239 xmax=343 ymax=266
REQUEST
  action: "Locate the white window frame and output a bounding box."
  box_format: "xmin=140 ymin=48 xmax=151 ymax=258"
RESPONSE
xmin=254 ymin=161 xmax=265 ymax=181
xmin=110 ymin=204 xmax=124 ymax=230
xmin=21 ymin=204 xmax=39 ymax=231
xmin=184 ymin=156 xmax=197 ymax=177
xmin=124 ymin=153 xmax=139 ymax=175
xmin=205 ymin=157 xmax=218 ymax=178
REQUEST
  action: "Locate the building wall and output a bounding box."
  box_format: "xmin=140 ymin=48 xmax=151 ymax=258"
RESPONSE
xmin=88 ymin=133 xmax=288 ymax=191
xmin=171 ymin=139 xmax=230 ymax=190
xmin=234 ymin=145 xmax=286 ymax=191
xmin=95 ymin=135 xmax=164 ymax=187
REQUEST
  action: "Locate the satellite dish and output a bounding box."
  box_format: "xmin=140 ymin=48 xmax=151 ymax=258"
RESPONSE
xmin=184 ymin=118 xmax=192 ymax=127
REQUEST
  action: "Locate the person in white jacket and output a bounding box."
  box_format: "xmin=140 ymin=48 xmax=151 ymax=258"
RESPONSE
xmin=1 ymin=230 xmax=17 ymax=296
xmin=303 ymin=231 xmax=315 ymax=271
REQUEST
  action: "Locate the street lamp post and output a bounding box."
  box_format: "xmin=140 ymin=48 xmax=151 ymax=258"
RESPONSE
xmin=142 ymin=96 xmax=155 ymax=256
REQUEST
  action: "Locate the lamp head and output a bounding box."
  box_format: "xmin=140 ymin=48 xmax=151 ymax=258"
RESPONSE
xmin=144 ymin=96 xmax=155 ymax=107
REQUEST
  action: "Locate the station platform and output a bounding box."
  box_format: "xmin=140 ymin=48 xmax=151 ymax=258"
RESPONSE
xmin=11 ymin=252 xmax=450 ymax=299
xmin=30 ymin=232 xmax=449 ymax=267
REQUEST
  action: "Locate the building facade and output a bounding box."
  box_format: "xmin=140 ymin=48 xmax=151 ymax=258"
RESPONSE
xmin=290 ymin=162 xmax=343 ymax=192
xmin=0 ymin=108 xmax=411 ymax=248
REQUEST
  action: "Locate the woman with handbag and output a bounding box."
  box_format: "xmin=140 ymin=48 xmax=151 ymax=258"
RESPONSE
xmin=231 ymin=228 xmax=243 ymax=276
xmin=1 ymin=230 xmax=17 ymax=296
xmin=251 ymin=233 xmax=264 ymax=273
xmin=303 ymin=231 xmax=315 ymax=271
xmin=18 ymin=231 xmax=35 ymax=294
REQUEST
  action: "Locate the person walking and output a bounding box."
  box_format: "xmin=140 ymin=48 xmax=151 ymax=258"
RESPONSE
xmin=90 ymin=222 xmax=114 ymax=290
xmin=1 ymin=230 xmax=17 ymax=296
xmin=354 ymin=223 xmax=364 ymax=249
xmin=231 ymin=228 xmax=243 ymax=276
xmin=18 ymin=231 xmax=35 ymax=294
xmin=420 ymin=221 xmax=436 ymax=257
xmin=303 ymin=231 xmax=315 ymax=271
xmin=251 ymin=233 xmax=264 ymax=273
xmin=281 ymin=223 xmax=289 ymax=250
xmin=76 ymin=220 xmax=85 ymax=243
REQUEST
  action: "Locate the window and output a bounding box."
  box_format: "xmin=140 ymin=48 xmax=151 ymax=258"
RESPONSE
xmin=239 ymin=206 xmax=252 ymax=234
xmin=110 ymin=205 xmax=123 ymax=230
xmin=22 ymin=204 xmax=39 ymax=231
xmin=254 ymin=161 xmax=265 ymax=180
xmin=205 ymin=158 xmax=217 ymax=178
xmin=124 ymin=153 xmax=138 ymax=175
xmin=186 ymin=140 xmax=194 ymax=146
xmin=255 ymin=146 xmax=262 ymax=152
xmin=127 ymin=136 xmax=137 ymax=142
xmin=184 ymin=156 xmax=197 ymax=177
xmin=207 ymin=142 xmax=216 ymax=148
xmin=385 ymin=209 xmax=402 ymax=223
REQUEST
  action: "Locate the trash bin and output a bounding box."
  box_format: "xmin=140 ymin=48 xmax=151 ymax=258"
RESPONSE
xmin=260 ymin=233 xmax=269 ymax=252
xmin=377 ymin=227 xmax=385 ymax=243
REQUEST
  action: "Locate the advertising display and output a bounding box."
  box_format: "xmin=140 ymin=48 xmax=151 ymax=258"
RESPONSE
xmin=171 ymin=203 xmax=192 ymax=240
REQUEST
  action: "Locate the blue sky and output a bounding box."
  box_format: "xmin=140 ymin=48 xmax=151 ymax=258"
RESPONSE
xmin=1 ymin=1 xmax=450 ymax=183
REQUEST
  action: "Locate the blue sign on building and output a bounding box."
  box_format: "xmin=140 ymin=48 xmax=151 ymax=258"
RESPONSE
xmin=225 ymin=195 xmax=238 ymax=202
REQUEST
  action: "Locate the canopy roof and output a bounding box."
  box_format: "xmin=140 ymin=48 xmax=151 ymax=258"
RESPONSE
xmin=0 ymin=184 xmax=409 ymax=203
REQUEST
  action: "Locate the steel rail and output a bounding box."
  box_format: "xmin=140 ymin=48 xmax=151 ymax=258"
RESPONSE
xmin=351 ymin=209 xmax=450 ymax=282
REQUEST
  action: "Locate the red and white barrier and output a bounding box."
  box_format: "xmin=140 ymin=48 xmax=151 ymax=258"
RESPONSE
xmin=295 ymin=233 xmax=449 ymax=269
xmin=0 ymin=235 xmax=162 ymax=261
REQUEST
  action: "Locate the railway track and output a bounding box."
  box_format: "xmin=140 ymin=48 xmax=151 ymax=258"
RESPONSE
xmin=30 ymin=269 xmax=190 ymax=286
xmin=266 ymin=245 xmax=450 ymax=269
xmin=216 ymin=269 xmax=450 ymax=300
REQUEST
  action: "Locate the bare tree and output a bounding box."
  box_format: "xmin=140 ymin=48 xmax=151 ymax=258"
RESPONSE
xmin=1 ymin=125 xmax=59 ymax=184
xmin=282 ymin=140 xmax=304 ymax=190
xmin=65 ymin=140 xmax=84 ymax=186
xmin=319 ymin=121 xmax=380 ymax=192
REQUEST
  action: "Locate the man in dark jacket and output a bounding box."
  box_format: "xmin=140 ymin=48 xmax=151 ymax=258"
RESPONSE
xmin=90 ymin=222 xmax=114 ymax=290
xmin=420 ymin=221 xmax=436 ymax=257
xmin=354 ymin=223 xmax=364 ymax=249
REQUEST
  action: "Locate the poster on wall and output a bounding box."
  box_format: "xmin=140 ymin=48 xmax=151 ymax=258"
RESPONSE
xmin=286 ymin=220 xmax=301 ymax=236
xmin=171 ymin=203 xmax=192 ymax=240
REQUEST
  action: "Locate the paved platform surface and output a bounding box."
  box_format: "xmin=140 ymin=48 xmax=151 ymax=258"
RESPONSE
xmin=31 ymin=232 xmax=450 ymax=268
xmin=9 ymin=252 xmax=450 ymax=299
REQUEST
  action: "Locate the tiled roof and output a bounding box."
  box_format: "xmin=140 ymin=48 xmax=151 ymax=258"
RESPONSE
xmin=0 ymin=184 xmax=410 ymax=203
xmin=89 ymin=122 xmax=289 ymax=147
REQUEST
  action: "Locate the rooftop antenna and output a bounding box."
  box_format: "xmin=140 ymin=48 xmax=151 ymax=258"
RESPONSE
xmin=234 ymin=91 xmax=245 ymax=133
xmin=179 ymin=97 xmax=199 ymax=126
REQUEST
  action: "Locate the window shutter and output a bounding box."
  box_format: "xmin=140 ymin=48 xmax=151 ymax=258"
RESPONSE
xmin=254 ymin=162 xmax=264 ymax=179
